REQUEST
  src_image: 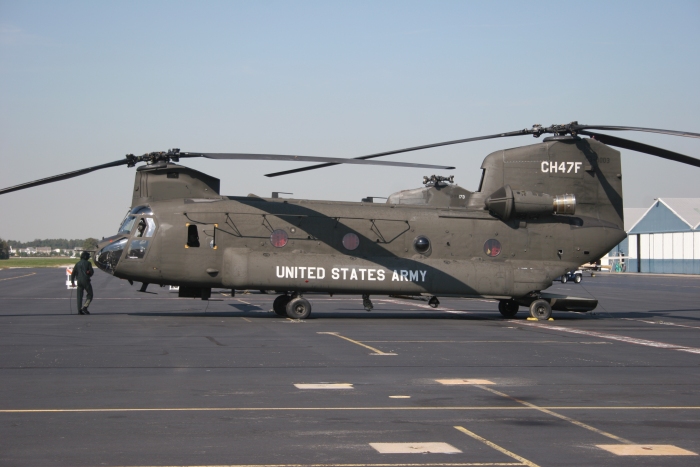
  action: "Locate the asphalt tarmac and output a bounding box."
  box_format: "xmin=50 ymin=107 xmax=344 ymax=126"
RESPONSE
xmin=1 ymin=267 xmax=699 ymax=467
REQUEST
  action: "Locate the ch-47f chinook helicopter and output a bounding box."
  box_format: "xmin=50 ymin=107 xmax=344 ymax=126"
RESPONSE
xmin=3 ymin=122 xmax=699 ymax=320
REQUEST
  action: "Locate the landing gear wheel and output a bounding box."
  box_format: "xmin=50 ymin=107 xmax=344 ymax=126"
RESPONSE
xmin=529 ymin=299 xmax=552 ymax=320
xmin=574 ymin=274 xmax=582 ymax=283
xmin=560 ymin=275 xmax=568 ymax=283
xmin=428 ymin=296 xmax=440 ymax=308
xmin=498 ymin=299 xmax=519 ymax=318
xmin=286 ymin=297 xmax=312 ymax=319
xmin=273 ymin=294 xmax=290 ymax=316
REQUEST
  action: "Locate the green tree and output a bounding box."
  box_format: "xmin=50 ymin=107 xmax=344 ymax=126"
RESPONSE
xmin=83 ymin=238 xmax=99 ymax=251
xmin=0 ymin=238 xmax=9 ymax=260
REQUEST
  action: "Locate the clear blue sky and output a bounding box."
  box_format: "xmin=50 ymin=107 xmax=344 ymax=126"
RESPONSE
xmin=1 ymin=0 xmax=699 ymax=241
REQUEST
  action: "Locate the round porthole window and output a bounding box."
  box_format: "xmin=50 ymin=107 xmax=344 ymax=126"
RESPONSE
xmin=270 ymin=229 xmax=288 ymax=248
xmin=342 ymin=232 xmax=360 ymax=250
xmin=413 ymin=236 xmax=431 ymax=253
xmin=484 ymin=238 xmax=502 ymax=257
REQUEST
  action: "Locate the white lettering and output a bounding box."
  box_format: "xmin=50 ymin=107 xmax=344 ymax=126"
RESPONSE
xmin=558 ymin=162 xmax=566 ymax=173
xmin=550 ymin=161 xmax=557 ymax=173
xmin=308 ymin=267 xmax=315 ymax=279
xmin=567 ymin=162 xmax=574 ymax=173
xmin=276 ymin=266 xmax=285 ymax=278
xmin=420 ymin=270 xmax=427 ymax=282
xmin=332 ymin=268 xmax=339 ymax=280
xmin=367 ymin=269 xmax=375 ymax=281
xmin=317 ymin=267 xmax=325 ymax=279
xmin=359 ymin=268 xmax=366 ymax=280
xmin=377 ymin=270 xmax=385 ymax=281
xmin=541 ymin=161 xmax=549 ymax=173
xmin=341 ymin=268 xmax=348 ymax=280
xmin=298 ymin=266 xmax=306 ymax=279
xmin=392 ymin=270 xmax=400 ymax=281
xmin=350 ymin=269 xmax=358 ymax=280
xmin=575 ymin=162 xmax=582 ymax=173
xmin=285 ymin=266 xmax=294 ymax=278
xmin=400 ymin=270 xmax=409 ymax=281
xmin=409 ymin=270 xmax=418 ymax=281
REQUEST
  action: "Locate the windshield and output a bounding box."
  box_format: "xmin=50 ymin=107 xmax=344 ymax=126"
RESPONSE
xmin=118 ymin=216 xmax=137 ymax=234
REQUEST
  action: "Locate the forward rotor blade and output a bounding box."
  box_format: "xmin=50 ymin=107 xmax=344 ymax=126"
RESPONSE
xmin=581 ymin=131 xmax=700 ymax=168
xmin=181 ymin=152 xmax=455 ymax=170
xmin=263 ymin=129 xmax=531 ymax=177
xmin=0 ymin=159 xmax=130 ymax=195
xmin=573 ymin=124 xmax=700 ymax=139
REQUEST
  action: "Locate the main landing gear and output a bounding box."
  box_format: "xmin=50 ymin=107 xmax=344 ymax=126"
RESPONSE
xmin=529 ymin=299 xmax=552 ymax=320
xmin=428 ymin=296 xmax=440 ymax=308
xmin=273 ymin=293 xmax=312 ymax=319
xmin=498 ymin=299 xmax=519 ymax=318
xmin=362 ymin=294 xmax=373 ymax=311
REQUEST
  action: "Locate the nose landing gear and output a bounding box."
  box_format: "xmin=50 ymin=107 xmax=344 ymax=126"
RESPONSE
xmin=274 ymin=293 xmax=312 ymax=319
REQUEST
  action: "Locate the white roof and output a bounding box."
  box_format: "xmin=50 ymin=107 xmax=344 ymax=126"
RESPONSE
xmin=659 ymin=198 xmax=700 ymax=230
xmin=627 ymin=198 xmax=700 ymax=232
xmin=623 ymin=208 xmax=647 ymax=231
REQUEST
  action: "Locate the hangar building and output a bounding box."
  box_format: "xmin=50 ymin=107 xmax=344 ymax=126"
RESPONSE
xmin=608 ymin=199 xmax=700 ymax=274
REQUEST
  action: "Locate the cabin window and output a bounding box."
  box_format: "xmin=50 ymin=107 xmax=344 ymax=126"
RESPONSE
xmin=484 ymin=238 xmax=501 ymax=257
xmin=187 ymin=225 xmax=200 ymax=248
xmin=270 ymin=229 xmax=288 ymax=248
xmin=342 ymin=233 xmax=360 ymax=251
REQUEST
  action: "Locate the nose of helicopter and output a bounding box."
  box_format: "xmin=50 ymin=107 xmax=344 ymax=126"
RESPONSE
xmin=95 ymin=235 xmax=128 ymax=274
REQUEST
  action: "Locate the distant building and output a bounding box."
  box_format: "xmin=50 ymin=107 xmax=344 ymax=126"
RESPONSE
xmin=35 ymin=247 xmax=52 ymax=255
xmin=608 ymin=199 xmax=700 ymax=274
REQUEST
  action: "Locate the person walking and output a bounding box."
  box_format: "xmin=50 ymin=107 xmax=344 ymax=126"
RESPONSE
xmin=71 ymin=251 xmax=95 ymax=315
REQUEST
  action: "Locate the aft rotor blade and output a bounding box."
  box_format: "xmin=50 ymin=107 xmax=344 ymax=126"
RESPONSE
xmin=181 ymin=152 xmax=455 ymax=170
xmin=582 ymin=131 xmax=700 ymax=168
xmin=263 ymin=129 xmax=531 ymax=177
xmin=573 ymin=124 xmax=700 ymax=139
xmin=0 ymin=159 xmax=130 ymax=195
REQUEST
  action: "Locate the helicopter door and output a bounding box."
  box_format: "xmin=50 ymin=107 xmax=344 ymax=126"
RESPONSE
xmin=126 ymin=217 xmax=157 ymax=259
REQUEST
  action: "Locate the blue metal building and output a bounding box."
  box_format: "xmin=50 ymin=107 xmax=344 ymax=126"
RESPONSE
xmin=609 ymin=199 xmax=700 ymax=274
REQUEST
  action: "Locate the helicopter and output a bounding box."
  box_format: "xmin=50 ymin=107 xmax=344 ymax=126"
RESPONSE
xmin=2 ymin=122 xmax=699 ymax=320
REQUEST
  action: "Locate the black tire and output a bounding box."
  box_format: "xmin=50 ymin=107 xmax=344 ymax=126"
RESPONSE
xmin=428 ymin=296 xmax=440 ymax=308
xmin=529 ymin=299 xmax=552 ymax=320
xmin=273 ymin=294 xmax=290 ymax=316
xmin=286 ymin=297 xmax=312 ymax=319
xmin=574 ymin=274 xmax=582 ymax=283
xmin=498 ymin=299 xmax=519 ymax=318
xmin=561 ymin=275 xmax=568 ymax=283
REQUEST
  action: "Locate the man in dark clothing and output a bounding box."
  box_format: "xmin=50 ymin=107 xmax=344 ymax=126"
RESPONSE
xmin=71 ymin=251 xmax=94 ymax=315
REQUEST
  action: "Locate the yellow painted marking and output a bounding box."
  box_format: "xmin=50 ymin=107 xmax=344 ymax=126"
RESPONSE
xmin=3 ymin=406 xmax=700 ymax=414
xmin=454 ymin=426 xmax=540 ymax=467
xmin=596 ymin=444 xmax=697 ymax=456
xmin=437 ymin=379 xmax=495 ymax=385
xmin=294 ymin=383 xmax=353 ymax=389
xmin=389 ymin=395 xmax=411 ymax=399
xmin=318 ymin=332 xmax=397 ymax=355
xmin=236 ymin=299 xmax=252 ymax=305
xmin=241 ymin=317 xmax=252 ymax=323
xmin=474 ymin=385 xmax=633 ymax=444
xmin=0 ymin=272 xmax=36 ymax=281
xmin=370 ymin=442 xmax=462 ymax=454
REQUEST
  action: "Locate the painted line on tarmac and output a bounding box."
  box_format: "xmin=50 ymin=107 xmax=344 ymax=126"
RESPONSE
xmin=621 ymin=317 xmax=700 ymax=331
xmin=454 ymin=426 xmax=540 ymax=467
xmin=3 ymin=406 xmax=700 ymax=414
xmin=513 ymin=320 xmax=700 ymax=354
xmin=0 ymin=272 xmax=36 ymax=281
xmin=317 ymin=332 xmax=397 ymax=355
xmin=108 ymin=463 xmax=524 ymax=466
xmin=472 ymin=384 xmax=633 ymax=444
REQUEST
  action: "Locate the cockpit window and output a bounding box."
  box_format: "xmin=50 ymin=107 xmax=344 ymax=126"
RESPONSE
xmin=131 ymin=205 xmax=153 ymax=215
xmin=118 ymin=216 xmax=137 ymax=234
xmin=134 ymin=217 xmax=156 ymax=238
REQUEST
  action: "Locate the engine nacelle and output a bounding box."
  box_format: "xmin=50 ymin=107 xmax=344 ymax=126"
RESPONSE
xmin=485 ymin=185 xmax=576 ymax=221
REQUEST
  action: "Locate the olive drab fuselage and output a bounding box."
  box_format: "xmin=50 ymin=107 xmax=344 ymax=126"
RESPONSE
xmin=95 ymin=137 xmax=626 ymax=301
